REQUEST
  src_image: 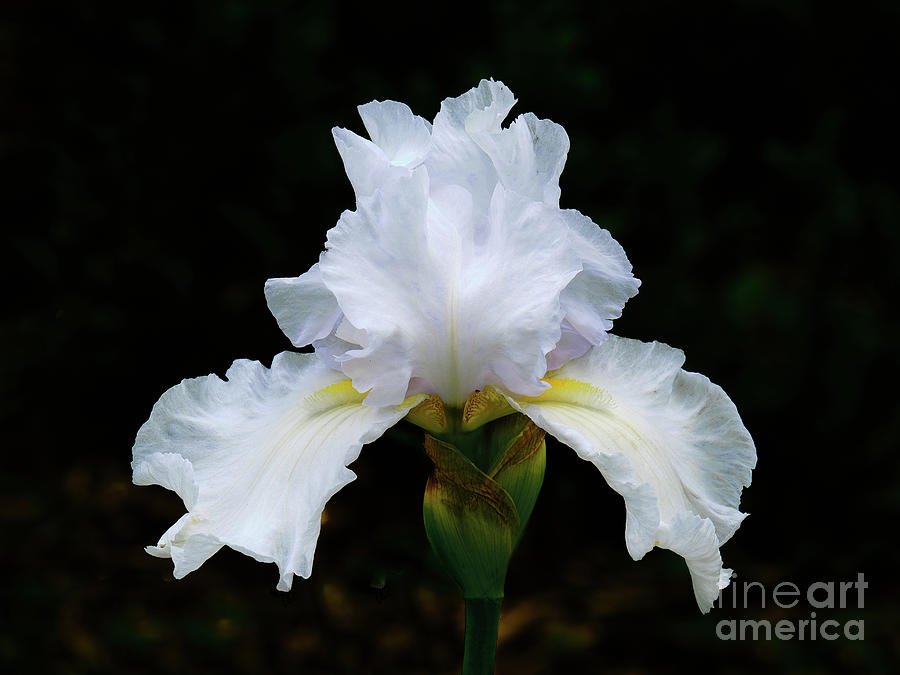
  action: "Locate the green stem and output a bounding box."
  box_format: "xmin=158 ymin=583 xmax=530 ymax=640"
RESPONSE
xmin=463 ymin=597 xmax=503 ymax=675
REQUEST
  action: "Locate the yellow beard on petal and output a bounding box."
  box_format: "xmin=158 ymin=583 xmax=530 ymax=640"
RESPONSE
xmin=519 ymin=377 xmax=616 ymax=409
xmin=303 ymin=380 xmax=367 ymax=408
xmin=304 ymin=379 xmax=426 ymax=414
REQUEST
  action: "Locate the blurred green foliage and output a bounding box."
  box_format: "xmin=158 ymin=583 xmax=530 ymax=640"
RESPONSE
xmin=2 ymin=0 xmax=898 ymax=673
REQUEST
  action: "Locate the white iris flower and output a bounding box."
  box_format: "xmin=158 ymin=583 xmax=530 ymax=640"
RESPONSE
xmin=133 ymin=80 xmax=755 ymax=613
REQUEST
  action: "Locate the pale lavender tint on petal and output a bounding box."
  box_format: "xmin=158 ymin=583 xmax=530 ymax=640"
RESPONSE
xmin=545 ymin=320 xmax=594 ymax=371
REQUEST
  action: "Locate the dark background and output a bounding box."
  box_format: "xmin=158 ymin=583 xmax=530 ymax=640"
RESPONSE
xmin=3 ymin=1 xmax=898 ymax=673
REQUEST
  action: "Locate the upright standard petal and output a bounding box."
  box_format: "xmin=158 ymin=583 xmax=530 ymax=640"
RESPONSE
xmin=318 ymin=169 xmax=583 ymax=406
xmin=427 ymin=79 xmax=518 ymax=212
xmin=333 ymin=100 xmax=432 ymax=199
xmin=132 ymin=352 xmax=422 ymax=591
xmin=428 ymin=80 xmax=571 ymax=209
xmin=469 ymin=112 xmax=570 ymax=208
xmin=272 ymin=83 xmax=637 ymax=404
xmin=358 ymin=100 xmax=432 ymax=168
xmin=506 ymin=336 xmax=756 ymax=611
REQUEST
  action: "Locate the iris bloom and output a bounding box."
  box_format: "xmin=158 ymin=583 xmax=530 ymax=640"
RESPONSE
xmin=133 ymin=80 xmax=755 ymax=612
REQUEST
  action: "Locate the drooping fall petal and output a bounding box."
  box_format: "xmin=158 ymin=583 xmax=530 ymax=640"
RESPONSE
xmin=506 ymin=335 xmax=756 ymax=611
xmin=132 ymin=352 xmax=421 ymax=591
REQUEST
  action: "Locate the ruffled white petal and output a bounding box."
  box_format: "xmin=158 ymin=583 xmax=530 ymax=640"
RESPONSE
xmin=506 ymin=335 xmax=755 ymax=612
xmin=558 ymin=210 xmax=641 ymax=345
xmin=427 ymin=79 xmax=518 ymax=213
xmin=132 ymin=352 xmax=421 ymax=591
xmin=427 ymin=80 xmax=572 ymax=211
xmin=318 ymin=169 xmax=583 ymax=405
xmin=469 ymin=112 xmax=570 ymax=208
xmin=657 ymin=513 xmax=734 ymax=611
xmin=264 ymin=263 xmax=343 ymax=347
xmin=333 ymin=100 xmax=431 ymax=199
xmin=332 ymin=127 xmax=393 ymax=200
xmin=358 ymin=100 xmax=432 ymax=168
